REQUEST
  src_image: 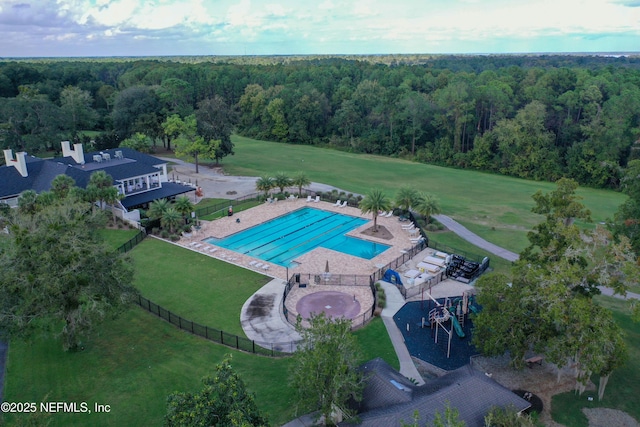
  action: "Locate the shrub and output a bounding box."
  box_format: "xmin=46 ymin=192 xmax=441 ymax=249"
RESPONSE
xmin=151 ymin=227 xmax=160 ymax=235
xmin=169 ymin=234 xmax=180 ymax=242
xmin=160 ymin=229 xmax=170 ymax=239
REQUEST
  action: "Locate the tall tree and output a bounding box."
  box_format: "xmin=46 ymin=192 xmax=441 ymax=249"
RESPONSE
xmin=119 ymin=132 xmax=153 ymax=153
xmin=255 ymin=175 xmax=274 ymax=197
xmin=60 ymin=85 xmax=97 ymax=136
xmin=291 ymin=171 xmax=311 ymax=196
xmin=87 ymin=170 xmax=115 ymax=211
xmin=272 ymin=171 xmax=292 ymax=194
xmin=291 ymin=313 xmax=364 ymax=425
xmin=414 ymin=192 xmax=441 ymax=225
xmin=50 ymin=174 xmax=76 ymax=200
xmin=473 ymin=179 xmax=637 ymax=390
xmin=0 ymin=200 xmax=137 ymax=351
xmin=172 ymin=115 xmax=209 ymax=173
xmin=394 ymin=186 xmax=420 ymax=215
xmin=165 ymin=355 xmax=268 ymax=427
xmin=195 ymin=95 xmax=236 ymax=164
xmin=359 ymin=189 xmax=392 ymax=232
xmin=174 ymin=195 xmax=194 ymax=224
xmin=111 ymin=86 xmax=162 ymax=140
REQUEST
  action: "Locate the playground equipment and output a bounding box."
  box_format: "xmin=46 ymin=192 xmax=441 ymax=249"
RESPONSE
xmin=425 ymin=290 xmax=478 ymax=358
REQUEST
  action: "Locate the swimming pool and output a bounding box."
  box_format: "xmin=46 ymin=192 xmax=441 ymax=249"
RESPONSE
xmin=205 ymin=207 xmax=390 ymax=267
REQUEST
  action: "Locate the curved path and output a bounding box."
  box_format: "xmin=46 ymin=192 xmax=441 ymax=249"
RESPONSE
xmin=433 ymin=214 xmax=519 ymax=262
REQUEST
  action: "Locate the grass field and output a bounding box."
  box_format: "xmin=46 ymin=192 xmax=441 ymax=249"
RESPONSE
xmin=96 ymin=228 xmax=141 ymax=250
xmin=551 ymin=296 xmax=640 ymax=426
xmin=129 ymin=238 xmax=271 ymax=336
xmin=3 ymin=308 xmax=297 ymax=427
xmin=217 ymin=135 xmax=627 ymax=254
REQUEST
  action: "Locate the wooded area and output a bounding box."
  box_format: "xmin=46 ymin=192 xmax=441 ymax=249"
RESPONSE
xmin=1 ymin=54 xmax=639 ymax=189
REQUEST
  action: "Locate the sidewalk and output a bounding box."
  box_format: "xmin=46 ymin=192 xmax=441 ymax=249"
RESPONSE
xmin=433 ymin=214 xmax=519 ymax=262
xmin=379 ymin=281 xmax=425 ymax=385
xmin=240 ymin=279 xmax=301 ymax=352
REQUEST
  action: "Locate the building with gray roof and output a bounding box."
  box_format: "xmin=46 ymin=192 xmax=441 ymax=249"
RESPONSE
xmin=340 ymin=358 xmax=531 ymax=427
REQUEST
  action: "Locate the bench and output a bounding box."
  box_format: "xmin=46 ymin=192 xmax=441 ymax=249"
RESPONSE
xmin=525 ymin=356 xmax=544 ymax=368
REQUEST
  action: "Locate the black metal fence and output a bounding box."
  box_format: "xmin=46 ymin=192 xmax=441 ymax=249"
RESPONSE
xmin=136 ymin=295 xmax=295 ymax=356
xmin=115 ymin=230 xmax=147 ymax=254
xmin=194 ymin=193 xmax=262 ymax=218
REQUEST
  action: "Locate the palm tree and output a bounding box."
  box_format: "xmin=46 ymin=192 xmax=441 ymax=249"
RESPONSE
xmin=148 ymin=198 xmax=170 ymax=220
xmin=415 ymin=192 xmax=441 ymax=225
xmin=359 ymin=189 xmax=392 ymax=232
xmin=17 ymin=190 xmax=38 ymax=215
xmin=103 ymin=186 xmax=122 ymax=224
xmin=50 ymin=174 xmax=76 ymax=200
xmin=273 ymin=171 xmax=292 ymax=194
xmin=292 ymin=171 xmax=311 ymax=196
xmin=174 ymin=195 xmax=194 ymax=224
xmin=394 ymin=186 xmax=420 ymax=215
xmin=161 ymin=207 xmax=182 ymax=234
xmin=87 ymin=170 xmax=114 ymax=209
xmin=255 ymin=175 xmax=274 ymax=197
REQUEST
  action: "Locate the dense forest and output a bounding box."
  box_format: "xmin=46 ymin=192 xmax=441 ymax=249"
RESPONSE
xmin=1 ymin=54 xmax=640 ymax=190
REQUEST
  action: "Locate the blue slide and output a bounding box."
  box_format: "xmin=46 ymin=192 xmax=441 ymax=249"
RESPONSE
xmin=448 ymin=308 xmax=465 ymax=338
xmin=383 ymin=269 xmax=403 ymax=286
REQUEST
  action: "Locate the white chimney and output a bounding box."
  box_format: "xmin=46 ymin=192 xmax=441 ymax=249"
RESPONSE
xmin=60 ymin=141 xmax=85 ymax=164
xmin=3 ymin=149 xmax=28 ymax=177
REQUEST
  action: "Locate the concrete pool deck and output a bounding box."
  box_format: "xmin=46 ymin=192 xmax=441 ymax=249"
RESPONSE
xmin=179 ymin=198 xmax=419 ymax=279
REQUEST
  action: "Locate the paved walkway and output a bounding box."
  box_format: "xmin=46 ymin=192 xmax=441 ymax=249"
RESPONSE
xmin=433 ymin=214 xmax=520 ymax=262
xmin=240 ymin=278 xmax=301 ymax=352
xmin=379 ymin=281 xmax=425 ymax=385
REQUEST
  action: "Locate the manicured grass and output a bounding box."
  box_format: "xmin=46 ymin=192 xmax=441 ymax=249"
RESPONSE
xmin=197 ymin=198 xmax=263 ymax=221
xmin=222 ymin=135 xmax=627 ymax=254
xmin=96 ymin=228 xmax=141 ymax=250
xmin=551 ymin=296 xmax=640 ymax=426
xmin=427 ymin=230 xmax=513 ymax=276
xmin=129 ymin=238 xmax=271 ymax=336
xmin=354 ymin=317 xmax=400 ymax=371
xmin=3 ymin=308 xmax=297 ymax=427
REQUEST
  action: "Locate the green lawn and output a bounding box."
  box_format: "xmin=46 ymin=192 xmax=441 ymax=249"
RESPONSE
xmin=129 ymin=238 xmax=271 ymax=336
xmin=221 ymin=135 xmax=627 ymax=254
xmin=551 ymin=296 xmax=640 ymax=426
xmin=96 ymin=228 xmax=141 ymax=250
xmin=427 ymin=230 xmax=513 ymax=276
xmin=354 ymin=317 xmax=400 ymax=371
xmin=3 ymin=308 xmax=297 ymax=427
xmin=196 ymin=198 xmax=263 ymax=221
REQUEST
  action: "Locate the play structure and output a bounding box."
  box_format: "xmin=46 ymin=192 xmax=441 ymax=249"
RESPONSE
xmin=426 ymin=291 xmax=477 ymax=359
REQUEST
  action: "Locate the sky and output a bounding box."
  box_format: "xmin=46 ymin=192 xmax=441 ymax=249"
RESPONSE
xmin=1 ymin=0 xmax=639 ymax=57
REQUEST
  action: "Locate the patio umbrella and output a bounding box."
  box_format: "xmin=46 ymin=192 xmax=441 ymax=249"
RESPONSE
xmin=325 ymin=260 xmax=330 ymax=273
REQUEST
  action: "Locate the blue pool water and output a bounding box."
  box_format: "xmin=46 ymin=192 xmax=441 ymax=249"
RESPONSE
xmin=205 ymin=207 xmax=390 ymax=267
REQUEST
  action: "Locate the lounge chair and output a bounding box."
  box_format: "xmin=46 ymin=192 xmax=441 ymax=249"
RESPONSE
xmin=193 ymin=243 xmax=203 ymax=248
xmin=202 ymin=246 xmax=211 ymax=251
xmin=385 ymin=211 xmax=394 ymax=217
xmin=254 ymin=262 xmax=264 ymax=269
xmin=340 ymin=200 xmax=348 ymax=207
xmin=401 ymin=223 xmax=415 ymax=230
xmin=306 ymin=195 xmax=312 ymax=202
xmin=262 ymin=264 xmax=270 ymax=271
xmin=249 ymin=260 xmax=257 ymax=267
xmin=314 ymin=196 xmax=320 ymax=202
xmin=334 ymin=200 xmax=341 ymax=207
xmin=208 ymin=247 xmax=218 ymax=253
xmin=188 ymin=242 xmax=199 ymax=247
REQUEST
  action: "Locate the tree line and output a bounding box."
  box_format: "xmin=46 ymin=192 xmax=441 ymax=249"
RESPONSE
xmin=1 ymin=55 xmax=640 ymax=189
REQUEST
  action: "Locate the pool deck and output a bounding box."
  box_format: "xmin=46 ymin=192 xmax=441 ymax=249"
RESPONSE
xmin=179 ymin=198 xmax=420 ymax=279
